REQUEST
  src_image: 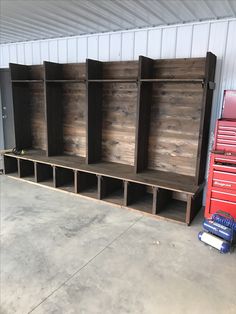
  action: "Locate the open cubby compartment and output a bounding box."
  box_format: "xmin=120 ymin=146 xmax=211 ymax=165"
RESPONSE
xmin=19 ymin=159 xmax=35 ymax=181
xmin=135 ymin=53 xmax=216 ymax=186
xmin=4 ymin=155 xmax=19 ymax=176
xmin=99 ymin=176 xmax=124 ymax=205
xmin=76 ymin=171 xmax=98 ymax=199
xmin=125 ymin=181 xmax=154 ymax=214
xmin=155 ymin=189 xmax=188 ymax=223
xmin=44 ymin=62 xmax=86 ymax=160
xmin=35 ymin=162 xmax=54 ymax=187
xmin=10 ymin=64 xmax=46 ymax=153
xmin=55 ymin=166 xmax=75 ymax=192
xmin=86 ymin=59 xmax=138 ymax=168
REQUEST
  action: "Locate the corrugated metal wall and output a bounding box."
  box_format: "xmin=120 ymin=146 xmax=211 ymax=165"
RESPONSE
xmin=0 ymin=18 xmax=236 ymax=197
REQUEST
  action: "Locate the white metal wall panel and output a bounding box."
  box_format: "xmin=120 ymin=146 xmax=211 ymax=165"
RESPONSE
xmin=24 ymin=42 xmax=33 ymax=65
xmin=58 ymin=39 xmax=67 ymax=63
xmin=67 ymin=38 xmax=77 ymax=63
xmin=222 ymin=20 xmax=236 ymax=90
xmin=110 ymin=33 xmax=121 ymax=61
xmin=87 ymin=36 xmax=98 ymax=59
xmin=176 ymin=25 xmax=193 ymax=58
xmin=134 ymin=31 xmax=147 ymax=59
xmin=147 ymin=29 xmax=162 ymax=59
xmin=9 ymin=44 xmax=17 ymax=63
xmin=77 ymin=37 xmax=87 ymax=62
xmin=40 ymin=41 xmax=49 ymax=63
xmin=121 ymin=32 xmax=134 ymax=60
xmin=98 ymin=34 xmax=109 ymax=61
xmin=191 ymin=23 xmax=210 ymax=57
xmin=31 ymin=42 xmax=40 ymax=65
xmin=161 ymin=27 xmax=176 ymax=58
xmin=16 ymin=43 xmax=25 ymax=64
xmin=49 ymin=40 xmax=58 ymax=63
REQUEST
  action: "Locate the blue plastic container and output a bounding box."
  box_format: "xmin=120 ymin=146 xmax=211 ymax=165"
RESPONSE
xmin=212 ymin=212 xmax=236 ymax=232
xmin=203 ymin=219 xmax=235 ymax=242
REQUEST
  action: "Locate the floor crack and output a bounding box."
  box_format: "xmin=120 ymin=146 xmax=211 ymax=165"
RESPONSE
xmin=28 ymin=215 xmax=143 ymax=313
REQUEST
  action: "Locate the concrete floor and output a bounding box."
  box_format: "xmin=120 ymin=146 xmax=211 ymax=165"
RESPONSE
xmin=1 ymin=176 xmax=236 ymax=314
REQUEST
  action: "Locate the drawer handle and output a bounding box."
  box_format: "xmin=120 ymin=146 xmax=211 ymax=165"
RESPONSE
xmin=214 ymin=181 xmax=232 ymax=187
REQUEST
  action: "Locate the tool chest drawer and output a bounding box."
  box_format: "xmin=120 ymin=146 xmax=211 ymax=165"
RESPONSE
xmin=213 ymin=161 xmax=236 ymax=174
xmin=211 ymin=189 xmax=236 ymax=203
xmin=213 ymin=170 xmax=236 ymax=190
xmin=212 ymin=178 xmax=236 ymax=191
xmin=215 ymin=120 xmax=236 ymax=153
xmin=209 ymin=198 xmax=236 ymax=218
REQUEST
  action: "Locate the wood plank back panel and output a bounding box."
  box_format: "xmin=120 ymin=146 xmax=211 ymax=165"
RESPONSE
xmin=29 ymin=65 xmax=44 ymax=80
xmin=44 ymin=61 xmax=62 ymax=80
xmin=102 ymin=82 xmax=137 ymax=166
xmin=45 ymin=83 xmax=63 ymax=156
xmin=10 ymin=63 xmax=29 ymax=80
xmin=102 ymin=61 xmax=138 ymax=79
xmin=29 ymin=82 xmax=46 ymax=150
xmin=148 ymin=82 xmax=203 ymax=176
xmin=153 ymin=58 xmax=205 ymax=79
xmin=61 ymin=63 xmax=86 ymax=80
xmin=62 ymin=83 xmax=86 ymax=157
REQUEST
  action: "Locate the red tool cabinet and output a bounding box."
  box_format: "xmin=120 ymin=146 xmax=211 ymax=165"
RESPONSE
xmin=205 ymin=91 xmax=236 ymax=219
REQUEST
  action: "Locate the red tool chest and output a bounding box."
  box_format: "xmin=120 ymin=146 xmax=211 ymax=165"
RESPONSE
xmin=205 ymin=90 xmax=236 ymax=219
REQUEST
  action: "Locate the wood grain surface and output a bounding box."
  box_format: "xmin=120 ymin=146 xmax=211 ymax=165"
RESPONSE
xmin=102 ymin=82 xmax=137 ymax=165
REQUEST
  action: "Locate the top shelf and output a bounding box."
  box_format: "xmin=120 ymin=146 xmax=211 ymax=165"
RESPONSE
xmin=88 ymin=79 xmax=137 ymax=83
xmin=140 ymin=78 xmax=204 ymax=83
xmin=12 ymin=80 xmax=43 ymax=83
xmin=11 ymin=78 xmax=204 ymax=84
xmin=46 ymin=79 xmax=85 ymax=83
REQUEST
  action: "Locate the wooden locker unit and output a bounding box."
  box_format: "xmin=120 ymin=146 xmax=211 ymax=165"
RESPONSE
xmin=4 ymin=52 xmax=216 ymax=225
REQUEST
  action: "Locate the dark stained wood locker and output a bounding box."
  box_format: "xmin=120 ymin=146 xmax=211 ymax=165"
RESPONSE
xmin=4 ymin=52 xmax=216 ymax=225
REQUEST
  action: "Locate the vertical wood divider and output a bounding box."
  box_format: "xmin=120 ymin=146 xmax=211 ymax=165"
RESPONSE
xmin=86 ymin=59 xmax=103 ymax=164
xmin=44 ymin=61 xmax=63 ymax=156
xmin=135 ymin=56 xmax=154 ymax=173
xmin=195 ymin=52 xmax=216 ymax=185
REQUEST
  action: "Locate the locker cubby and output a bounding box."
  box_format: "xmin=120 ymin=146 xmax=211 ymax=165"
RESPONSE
xmin=4 ymin=156 xmax=18 ymax=177
xmin=44 ymin=62 xmax=86 ymax=161
xmin=135 ymin=55 xmax=215 ymax=187
xmin=10 ymin=64 xmax=46 ymax=154
xmin=76 ymin=171 xmax=98 ymax=199
xmin=36 ymin=162 xmax=54 ymax=187
xmin=155 ymin=189 xmax=188 ymax=223
xmin=99 ymin=177 xmax=124 ymax=206
xmin=19 ymin=159 xmax=35 ymax=181
xmin=55 ymin=167 xmax=75 ymax=192
xmin=125 ymin=182 xmax=154 ymax=214
xmin=86 ymin=59 xmax=138 ymax=168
